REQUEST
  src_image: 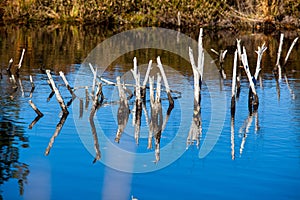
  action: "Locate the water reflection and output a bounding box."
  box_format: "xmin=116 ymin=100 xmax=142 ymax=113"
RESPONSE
xmin=0 ymin=24 xmax=300 ymax=199
xmin=0 ymin=120 xmax=29 ymax=198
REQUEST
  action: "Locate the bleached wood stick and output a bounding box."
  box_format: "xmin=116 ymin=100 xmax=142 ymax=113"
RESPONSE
xmin=18 ymin=49 xmax=26 ymax=69
xmin=6 ymin=58 xmax=13 ymax=75
xmin=143 ymin=60 xmax=152 ymax=87
xmin=254 ymin=43 xmax=267 ymax=81
xmin=29 ymin=100 xmax=44 ymax=117
xmin=92 ymin=67 xmax=97 ymax=97
xmin=276 ymin=33 xmax=284 ymax=67
xmin=131 ymin=57 xmax=141 ymax=101
xmin=157 ymin=56 xmax=174 ymax=107
xmin=283 ymin=37 xmax=299 ymax=67
xmin=231 ymin=50 xmax=238 ymax=118
xmin=210 ymin=48 xmax=219 ymax=55
xmin=59 ymin=71 xmax=76 ymax=98
xmin=241 ymin=47 xmax=257 ymax=96
xmin=157 ymin=56 xmax=170 ymax=93
xmin=46 ymin=70 xmax=69 ymax=114
xmin=189 ymin=47 xmax=200 ymax=106
xmin=198 ymin=28 xmax=204 ymax=79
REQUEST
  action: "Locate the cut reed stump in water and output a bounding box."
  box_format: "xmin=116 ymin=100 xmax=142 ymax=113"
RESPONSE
xmin=211 ymin=48 xmax=227 ymax=79
xmin=189 ymin=27 xmax=204 ymax=109
xmin=6 ymin=58 xmax=13 ymax=77
xmin=241 ymin=47 xmax=259 ymax=113
xmin=231 ymin=50 xmax=238 ymax=118
xmin=59 ymin=71 xmax=76 ymax=99
xmin=141 ymin=59 xmax=152 ymax=102
xmin=46 ymin=70 xmax=69 ymax=115
xmin=16 ymin=49 xmax=25 ymax=77
xmin=157 ymin=56 xmax=174 ymax=108
xmin=236 ymin=39 xmax=243 ymax=98
xmin=131 ymin=57 xmax=142 ymax=145
xmin=273 ymin=33 xmax=284 ymax=80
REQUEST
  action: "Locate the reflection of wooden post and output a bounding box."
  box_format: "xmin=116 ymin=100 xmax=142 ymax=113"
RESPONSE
xmin=46 ymin=70 xmax=69 ymax=114
xmin=28 ymin=100 xmax=44 ymax=129
xmin=236 ymin=39 xmax=242 ymax=98
xmin=231 ymin=118 xmax=235 ymax=160
xmin=115 ymin=77 xmax=130 ymax=143
xmin=231 ymin=50 xmax=237 ymax=118
xmin=89 ymin=107 xmax=101 ymax=163
xmin=29 ymin=100 xmax=44 ymax=117
xmin=29 ymin=75 xmax=35 ymax=98
xmin=45 ymin=113 xmax=69 ymax=155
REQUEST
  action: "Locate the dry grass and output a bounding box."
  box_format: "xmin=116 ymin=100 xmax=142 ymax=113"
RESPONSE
xmin=0 ymin=0 xmax=299 ymax=28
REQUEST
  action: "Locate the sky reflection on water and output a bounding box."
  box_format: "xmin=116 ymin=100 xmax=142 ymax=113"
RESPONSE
xmin=0 ymin=25 xmax=300 ymax=200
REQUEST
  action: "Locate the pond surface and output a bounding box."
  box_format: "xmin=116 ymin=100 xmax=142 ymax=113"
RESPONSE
xmin=0 ymin=25 xmax=300 ymax=200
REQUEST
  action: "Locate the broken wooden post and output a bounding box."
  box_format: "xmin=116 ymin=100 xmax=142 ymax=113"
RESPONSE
xmin=198 ymin=27 xmax=204 ymax=88
xmin=189 ymin=47 xmax=201 ymax=109
xmin=141 ymin=59 xmax=152 ymax=102
xmin=89 ymin=63 xmax=98 ymax=98
xmin=91 ymin=82 xmax=104 ymax=114
xmin=16 ymin=49 xmax=25 ymax=77
xmin=131 ymin=57 xmax=142 ymax=145
xmin=283 ymin=36 xmax=299 ymax=70
xmin=157 ymin=56 xmax=174 ymax=108
xmin=231 ymin=50 xmax=238 ymax=118
xmin=211 ymin=48 xmax=227 ymax=79
xmin=59 ymin=71 xmax=76 ymax=99
xmin=46 ymin=70 xmax=69 ymax=114
xmin=254 ymin=43 xmax=267 ymax=82
xmin=241 ymin=47 xmax=259 ymax=112
xmin=236 ymin=39 xmax=242 ymax=98
xmin=6 ymin=58 xmax=13 ymax=77
xmin=273 ymin=33 xmax=284 ymax=80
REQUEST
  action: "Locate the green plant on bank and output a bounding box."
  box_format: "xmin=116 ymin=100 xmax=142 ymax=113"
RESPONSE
xmin=0 ymin=0 xmax=299 ymax=28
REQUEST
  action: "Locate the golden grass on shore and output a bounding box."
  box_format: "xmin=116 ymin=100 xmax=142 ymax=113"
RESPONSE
xmin=0 ymin=0 xmax=299 ymax=29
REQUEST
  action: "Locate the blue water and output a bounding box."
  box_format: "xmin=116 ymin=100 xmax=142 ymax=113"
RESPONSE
xmin=1 ymin=27 xmax=300 ymax=200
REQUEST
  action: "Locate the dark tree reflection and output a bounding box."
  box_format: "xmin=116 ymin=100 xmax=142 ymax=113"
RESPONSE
xmin=0 ymin=119 xmax=29 ymax=198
